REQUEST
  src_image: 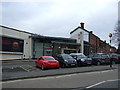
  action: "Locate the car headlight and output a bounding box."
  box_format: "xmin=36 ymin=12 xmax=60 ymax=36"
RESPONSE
xmin=74 ymin=59 xmax=77 ymax=62
xmin=64 ymin=60 xmax=68 ymax=62
xmin=81 ymin=59 xmax=85 ymax=62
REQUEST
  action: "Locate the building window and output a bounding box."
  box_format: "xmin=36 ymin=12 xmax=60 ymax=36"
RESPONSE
xmin=1 ymin=36 xmax=24 ymax=54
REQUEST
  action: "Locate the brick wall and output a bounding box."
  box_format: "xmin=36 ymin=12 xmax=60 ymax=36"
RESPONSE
xmin=89 ymin=32 xmax=117 ymax=54
xmin=89 ymin=32 xmax=100 ymax=54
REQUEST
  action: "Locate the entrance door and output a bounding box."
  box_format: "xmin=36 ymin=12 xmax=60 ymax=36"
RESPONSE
xmin=34 ymin=42 xmax=43 ymax=59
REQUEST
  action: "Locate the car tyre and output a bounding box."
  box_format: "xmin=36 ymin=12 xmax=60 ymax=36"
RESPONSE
xmin=75 ymin=64 xmax=78 ymax=67
xmin=41 ymin=64 xmax=45 ymax=70
xmin=112 ymin=61 xmax=115 ymax=65
xmin=97 ymin=62 xmax=101 ymax=65
xmin=62 ymin=64 xmax=65 ymax=68
xmin=56 ymin=67 xmax=60 ymax=69
xmin=36 ymin=65 xmax=39 ymax=68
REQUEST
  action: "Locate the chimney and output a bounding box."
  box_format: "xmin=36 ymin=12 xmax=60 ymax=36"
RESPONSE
xmin=80 ymin=22 xmax=85 ymax=29
xmin=90 ymin=31 xmax=93 ymax=34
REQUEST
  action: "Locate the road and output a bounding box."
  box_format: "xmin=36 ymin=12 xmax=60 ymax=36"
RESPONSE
xmin=86 ymin=79 xmax=119 ymax=88
xmin=2 ymin=69 xmax=118 ymax=89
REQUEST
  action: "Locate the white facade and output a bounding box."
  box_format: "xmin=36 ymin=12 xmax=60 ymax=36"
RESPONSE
xmin=0 ymin=26 xmax=32 ymax=60
xmin=70 ymin=28 xmax=89 ymax=53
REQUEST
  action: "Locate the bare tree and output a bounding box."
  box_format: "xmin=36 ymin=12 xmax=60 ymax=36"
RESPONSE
xmin=112 ymin=21 xmax=120 ymax=53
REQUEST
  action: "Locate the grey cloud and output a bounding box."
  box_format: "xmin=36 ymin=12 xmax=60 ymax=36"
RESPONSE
xmin=1 ymin=0 xmax=118 ymax=45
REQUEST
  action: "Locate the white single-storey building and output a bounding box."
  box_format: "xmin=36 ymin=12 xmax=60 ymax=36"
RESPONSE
xmin=0 ymin=25 xmax=32 ymax=60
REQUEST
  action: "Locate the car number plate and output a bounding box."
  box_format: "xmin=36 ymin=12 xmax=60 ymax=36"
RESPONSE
xmin=71 ymin=64 xmax=75 ymax=66
xmin=51 ymin=63 xmax=56 ymax=64
xmin=87 ymin=62 xmax=91 ymax=64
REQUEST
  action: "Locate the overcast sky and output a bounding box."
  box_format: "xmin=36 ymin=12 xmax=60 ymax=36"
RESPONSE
xmin=1 ymin=0 xmax=119 ymax=46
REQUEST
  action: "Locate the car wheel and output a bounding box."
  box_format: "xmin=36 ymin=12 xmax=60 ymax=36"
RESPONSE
xmin=112 ymin=61 xmax=115 ymax=65
xmin=56 ymin=67 xmax=60 ymax=69
xmin=36 ymin=65 xmax=39 ymax=68
xmin=88 ymin=64 xmax=92 ymax=66
xmin=62 ymin=64 xmax=65 ymax=68
xmin=41 ymin=64 xmax=45 ymax=70
xmin=75 ymin=64 xmax=78 ymax=67
xmin=97 ymin=62 xmax=101 ymax=65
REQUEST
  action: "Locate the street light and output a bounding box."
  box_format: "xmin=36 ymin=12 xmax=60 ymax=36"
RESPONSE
xmin=109 ymin=33 xmax=112 ymax=53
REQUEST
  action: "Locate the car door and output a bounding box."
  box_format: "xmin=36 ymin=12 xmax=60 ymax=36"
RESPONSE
xmin=91 ymin=54 xmax=99 ymax=64
xmin=37 ymin=57 xmax=44 ymax=67
xmin=57 ymin=55 xmax=64 ymax=65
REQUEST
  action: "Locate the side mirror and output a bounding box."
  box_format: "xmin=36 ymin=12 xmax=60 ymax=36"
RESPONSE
xmin=38 ymin=58 xmax=42 ymax=60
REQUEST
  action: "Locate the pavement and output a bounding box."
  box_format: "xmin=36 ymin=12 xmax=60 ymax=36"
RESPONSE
xmin=2 ymin=60 xmax=119 ymax=81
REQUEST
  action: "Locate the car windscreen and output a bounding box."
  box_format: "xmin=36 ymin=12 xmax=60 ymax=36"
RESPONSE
xmin=101 ymin=54 xmax=109 ymax=58
xmin=44 ymin=57 xmax=55 ymax=60
xmin=77 ymin=55 xmax=86 ymax=58
xmin=62 ymin=55 xmax=73 ymax=60
xmin=110 ymin=54 xmax=120 ymax=57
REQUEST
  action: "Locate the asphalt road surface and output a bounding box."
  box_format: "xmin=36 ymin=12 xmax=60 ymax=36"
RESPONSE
xmin=2 ymin=69 xmax=118 ymax=89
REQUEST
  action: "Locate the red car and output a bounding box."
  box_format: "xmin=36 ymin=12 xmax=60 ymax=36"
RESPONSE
xmin=35 ymin=56 xmax=60 ymax=70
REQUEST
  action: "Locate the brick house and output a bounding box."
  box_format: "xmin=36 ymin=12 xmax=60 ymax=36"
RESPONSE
xmin=70 ymin=23 xmax=117 ymax=55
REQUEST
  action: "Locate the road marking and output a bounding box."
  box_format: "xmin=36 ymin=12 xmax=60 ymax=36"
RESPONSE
xmin=101 ymin=70 xmax=113 ymax=73
xmin=107 ymin=79 xmax=120 ymax=82
xmin=86 ymin=81 xmax=106 ymax=88
xmin=86 ymin=79 xmax=119 ymax=89
xmin=55 ymin=74 xmax=76 ymax=78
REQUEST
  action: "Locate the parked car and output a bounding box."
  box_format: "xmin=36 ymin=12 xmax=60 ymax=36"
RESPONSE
xmin=35 ymin=56 xmax=60 ymax=70
xmin=70 ymin=53 xmax=92 ymax=66
xmin=88 ymin=53 xmax=110 ymax=65
xmin=55 ymin=54 xmax=77 ymax=67
xmin=109 ymin=53 xmax=120 ymax=64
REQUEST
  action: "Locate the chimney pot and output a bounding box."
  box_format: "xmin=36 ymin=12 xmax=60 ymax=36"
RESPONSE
xmin=80 ymin=22 xmax=84 ymax=29
xmin=90 ymin=31 xmax=93 ymax=34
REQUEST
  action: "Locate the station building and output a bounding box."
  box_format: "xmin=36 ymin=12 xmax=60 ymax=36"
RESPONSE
xmin=0 ymin=25 xmax=80 ymax=60
xmin=31 ymin=34 xmax=80 ymax=59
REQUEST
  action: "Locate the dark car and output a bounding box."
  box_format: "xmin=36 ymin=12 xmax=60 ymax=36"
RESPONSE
xmin=109 ymin=53 xmax=120 ymax=64
xmin=56 ymin=54 xmax=77 ymax=67
xmin=88 ymin=53 xmax=110 ymax=65
xmin=70 ymin=53 xmax=92 ymax=66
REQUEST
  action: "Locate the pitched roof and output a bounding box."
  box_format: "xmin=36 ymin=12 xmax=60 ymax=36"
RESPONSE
xmin=70 ymin=26 xmax=90 ymax=34
xmin=0 ymin=25 xmax=33 ymax=35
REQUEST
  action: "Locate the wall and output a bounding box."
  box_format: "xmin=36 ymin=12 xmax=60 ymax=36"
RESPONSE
xmin=0 ymin=26 xmax=32 ymax=60
xmin=89 ymin=32 xmax=100 ymax=54
xmin=89 ymin=32 xmax=117 ymax=54
xmin=70 ymin=28 xmax=89 ymax=53
xmin=70 ymin=28 xmax=89 ymax=42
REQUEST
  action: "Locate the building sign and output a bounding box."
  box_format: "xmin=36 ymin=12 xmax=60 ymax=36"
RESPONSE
xmin=78 ymin=34 xmax=81 ymax=39
xmin=44 ymin=48 xmax=52 ymax=54
xmin=1 ymin=36 xmax=24 ymax=53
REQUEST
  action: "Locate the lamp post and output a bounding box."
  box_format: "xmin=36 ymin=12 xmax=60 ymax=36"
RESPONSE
xmin=109 ymin=33 xmax=113 ymax=68
xmin=109 ymin=33 xmax=112 ymax=53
